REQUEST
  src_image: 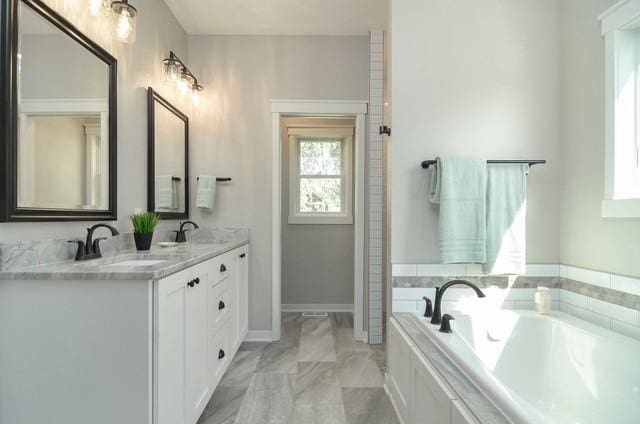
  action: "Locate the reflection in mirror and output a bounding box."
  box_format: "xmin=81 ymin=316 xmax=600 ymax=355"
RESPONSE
xmin=16 ymin=0 xmax=110 ymax=210
xmin=148 ymin=88 xmax=189 ymax=219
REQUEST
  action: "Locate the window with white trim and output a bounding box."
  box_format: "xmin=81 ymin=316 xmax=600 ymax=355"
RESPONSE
xmin=288 ymin=127 xmax=353 ymax=224
xmin=601 ymin=1 xmax=640 ymax=217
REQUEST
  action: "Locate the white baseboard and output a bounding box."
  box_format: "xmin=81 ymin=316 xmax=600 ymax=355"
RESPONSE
xmin=281 ymin=303 xmax=354 ymax=312
xmin=244 ymin=330 xmax=273 ymax=342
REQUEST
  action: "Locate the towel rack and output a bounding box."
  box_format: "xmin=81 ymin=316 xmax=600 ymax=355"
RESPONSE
xmin=421 ymin=159 xmax=546 ymax=169
xmin=196 ymin=177 xmax=232 ymax=182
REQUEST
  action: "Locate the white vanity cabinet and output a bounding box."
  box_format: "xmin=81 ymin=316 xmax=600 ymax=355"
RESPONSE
xmin=155 ymin=245 xmax=249 ymax=424
xmin=387 ymin=317 xmax=477 ymax=424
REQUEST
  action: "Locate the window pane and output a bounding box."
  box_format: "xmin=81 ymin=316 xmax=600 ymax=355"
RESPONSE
xmin=299 ymin=177 xmax=342 ymax=213
xmin=299 ymin=140 xmax=342 ymax=175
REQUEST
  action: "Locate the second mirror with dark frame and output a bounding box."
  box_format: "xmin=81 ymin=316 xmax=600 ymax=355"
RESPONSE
xmin=0 ymin=0 xmax=118 ymax=221
xmin=147 ymin=87 xmax=189 ymax=219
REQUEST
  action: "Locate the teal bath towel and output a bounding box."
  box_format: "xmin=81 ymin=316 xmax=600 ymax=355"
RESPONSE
xmin=483 ymin=164 xmax=529 ymax=275
xmin=429 ymin=157 xmax=487 ymax=263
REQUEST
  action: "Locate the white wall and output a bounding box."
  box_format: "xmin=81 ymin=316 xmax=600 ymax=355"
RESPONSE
xmin=559 ymin=0 xmax=640 ymax=277
xmin=390 ymin=0 xmax=562 ymax=265
xmin=187 ymin=35 xmax=369 ymax=331
xmin=0 ymin=0 xmax=189 ymax=240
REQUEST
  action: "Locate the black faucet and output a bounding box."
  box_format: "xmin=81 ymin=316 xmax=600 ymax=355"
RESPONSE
xmin=430 ymin=279 xmax=486 ymax=325
xmin=174 ymin=221 xmax=199 ymax=242
xmin=68 ymin=224 xmax=120 ymax=261
xmin=422 ymin=296 xmax=433 ymax=317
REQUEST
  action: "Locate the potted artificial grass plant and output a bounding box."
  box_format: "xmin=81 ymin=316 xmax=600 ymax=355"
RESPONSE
xmin=131 ymin=211 xmax=160 ymax=251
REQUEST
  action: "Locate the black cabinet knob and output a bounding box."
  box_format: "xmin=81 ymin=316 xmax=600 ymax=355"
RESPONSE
xmin=187 ymin=280 xmax=195 ymax=288
xmin=195 ymin=277 xmax=200 ymax=285
xmin=220 ymin=264 xmax=227 ymax=272
xmin=218 ymin=349 xmax=225 ymax=360
xmin=218 ymin=300 xmax=226 ymax=310
xmin=239 ymin=253 xmax=246 ymax=258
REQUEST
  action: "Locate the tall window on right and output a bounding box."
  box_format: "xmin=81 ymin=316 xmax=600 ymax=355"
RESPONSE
xmin=601 ymin=1 xmax=640 ymax=217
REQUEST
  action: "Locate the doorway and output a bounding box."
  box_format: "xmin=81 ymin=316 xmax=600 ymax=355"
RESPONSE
xmin=271 ymin=100 xmax=367 ymax=342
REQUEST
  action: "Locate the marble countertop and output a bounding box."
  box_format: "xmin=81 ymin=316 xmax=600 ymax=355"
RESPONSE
xmin=393 ymin=313 xmax=510 ymax=424
xmin=0 ymin=231 xmax=249 ymax=281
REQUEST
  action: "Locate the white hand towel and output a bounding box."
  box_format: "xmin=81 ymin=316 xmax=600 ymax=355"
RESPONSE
xmin=156 ymin=175 xmax=174 ymax=209
xmin=483 ymin=164 xmax=529 ymax=275
xmin=197 ymin=176 xmax=216 ymax=209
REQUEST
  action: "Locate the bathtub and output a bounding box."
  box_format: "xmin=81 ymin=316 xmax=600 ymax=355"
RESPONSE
xmin=411 ymin=310 xmax=640 ymax=424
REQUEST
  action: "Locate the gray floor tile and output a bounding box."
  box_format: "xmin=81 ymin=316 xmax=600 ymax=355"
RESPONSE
xmin=294 ymin=362 xmax=342 ymax=405
xmin=342 ymin=388 xmax=401 ymax=424
xmin=256 ymin=340 xmax=299 ymax=374
xmin=336 ymin=351 xmax=384 ymax=388
xmin=197 ymin=384 xmax=247 ymax=424
xmin=235 ymin=374 xmax=295 ymax=424
xmin=219 ymin=350 xmax=262 ymax=387
xmin=331 ymin=313 xmax=354 ymax=329
xmin=288 ymin=404 xmax=347 ymax=424
xmin=298 ymin=317 xmax=336 ymax=362
xmin=239 ymin=341 xmax=270 ymax=352
xmin=334 ymin=328 xmax=371 ymax=355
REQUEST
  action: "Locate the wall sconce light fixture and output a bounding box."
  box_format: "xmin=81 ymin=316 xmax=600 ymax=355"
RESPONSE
xmin=111 ymin=0 xmax=137 ymax=43
xmin=88 ymin=0 xmax=137 ymax=43
xmin=163 ymin=51 xmax=204 ymax=104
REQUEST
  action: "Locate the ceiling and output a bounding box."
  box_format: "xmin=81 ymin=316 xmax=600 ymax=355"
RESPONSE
xmin=163 ymin=0 xmax=386 ymax=35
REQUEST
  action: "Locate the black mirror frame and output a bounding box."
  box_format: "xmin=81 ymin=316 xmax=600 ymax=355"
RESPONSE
xmin=147 ymin=87 xmax=189 ymax=220
xmin=0 ymin=0 xmax=117 ymax=222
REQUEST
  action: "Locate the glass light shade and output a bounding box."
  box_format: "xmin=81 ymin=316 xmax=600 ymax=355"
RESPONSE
xmin=178 ymin=73 xmax=192 ymax=93
xmin=163 ymin=59 xmax=181 ymax=86
xmin=191 ymin=83 xmax=204 ymax=105
xmin=111 ymin=1 xmax=137 ymax=43
xmin=88 ymin=0 xmax=109 ymax=17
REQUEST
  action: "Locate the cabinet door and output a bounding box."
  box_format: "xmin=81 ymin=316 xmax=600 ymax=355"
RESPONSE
xmin=156 ymin=271 xmax=188 ymax=424
xmin=410 ymin=346 xmax=456 ymax=424
xmin=184 ymin=270 xmax=210 ymax=424
xmin=387 ymin=318 xmax=412 ymax=423
xmin=236 ymin=247 xmax=249 ymax=348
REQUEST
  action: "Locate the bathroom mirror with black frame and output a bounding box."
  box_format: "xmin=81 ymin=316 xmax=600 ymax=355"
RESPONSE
xmin=147 ymin=87 xmax=189 ymax=220
xmin=0 ymin=0 xmax=118 ymax=222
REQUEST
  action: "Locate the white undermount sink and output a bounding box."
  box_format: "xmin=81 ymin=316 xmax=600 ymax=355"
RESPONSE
xmin=106 ymin=259 xmax=168 ymax=267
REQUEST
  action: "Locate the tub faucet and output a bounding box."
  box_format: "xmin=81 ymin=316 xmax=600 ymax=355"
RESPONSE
xmin=430 ymin=279 xmax=486 ymax=325
xmin=68 ymin=223 xmax=120 ymax=261
xmin=174 ymin=221 xmax=199 ymax=242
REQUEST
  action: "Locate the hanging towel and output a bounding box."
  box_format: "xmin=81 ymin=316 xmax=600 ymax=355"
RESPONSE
xmin=429 ymin=157 xmax=487 ymax=263
xmin=197 ymin=175 xmax=216 ymax=209
xmin=156 ymin=175 xmax=174 ymax=209
xmin=483 ymin=164 xmax=529 ymax=275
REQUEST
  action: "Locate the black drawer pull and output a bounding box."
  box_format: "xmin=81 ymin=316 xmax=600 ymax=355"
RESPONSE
xmin=194 ymin=277 xmax=200 ymax=285
xmin=218 ymin=349 xmax=225 ymax=360
xmin=218 ymin=300 xmax=226 ymax=310
xmin=220 ymin=264 xmax=227 ymax=272
xmin=239 ymin=253 xmax=246 ymax=258
xmin=187 ymin=280 xmax=195 ymax=288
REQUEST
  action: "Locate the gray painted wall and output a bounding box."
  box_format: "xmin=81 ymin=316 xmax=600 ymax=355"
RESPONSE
xmin=187 ymin=35 xmax=369 ymax=331
xmin=0 ymin=0 xmax=190 ymax=239
xmin=281 ymin=117 xmax=355 ymax=306
xmin=559 ymin=0 xmax=640 ymax=277
xmin=390 ymin=0 xmax=562 ymax=265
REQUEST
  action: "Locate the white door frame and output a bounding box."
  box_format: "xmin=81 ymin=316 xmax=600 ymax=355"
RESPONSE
xmin=271 ymin=99 xmax=368 ymax=342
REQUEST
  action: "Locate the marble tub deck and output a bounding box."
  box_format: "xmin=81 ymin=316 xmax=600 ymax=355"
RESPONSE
xmin=197 ymin=313 xmax=398 ymax=424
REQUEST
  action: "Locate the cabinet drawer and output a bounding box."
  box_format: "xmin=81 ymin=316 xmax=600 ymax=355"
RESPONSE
xmin=208 ymin=325 xmax=233 ymax=388
xmin=205 ymin=251 xmax=236 ymax=286
xmin=208 ymin=277 xmax=233 ymax=334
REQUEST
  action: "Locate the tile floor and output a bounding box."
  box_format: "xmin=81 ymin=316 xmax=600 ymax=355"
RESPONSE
xmin=197 ymin=312 xmax=400 ymax=424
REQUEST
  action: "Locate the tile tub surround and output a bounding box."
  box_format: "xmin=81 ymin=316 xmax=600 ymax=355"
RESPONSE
xmin=392 ymin=264 xmax=640 ymax=341
xmin=392 ymin=313 xmax=510 ymax=424
xmin=0 ymin=228 xmax=249 ymax=281
xmin=197 ymin=312 xmax=398 ymax=424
